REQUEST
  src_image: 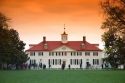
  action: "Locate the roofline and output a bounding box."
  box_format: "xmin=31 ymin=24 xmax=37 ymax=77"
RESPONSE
xmin=26 ymin=50 xmax=103 ymax=52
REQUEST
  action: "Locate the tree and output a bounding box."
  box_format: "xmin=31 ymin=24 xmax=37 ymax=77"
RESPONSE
xmin=101 ymin=0 xmax=125 ymax=69
xmin=0 ymin=13 xmax=29 ymax=69
xmin=101 ymin=0 xmax=125 ymax=37
xmin=102 ymin=29 xmax=125 ymax=68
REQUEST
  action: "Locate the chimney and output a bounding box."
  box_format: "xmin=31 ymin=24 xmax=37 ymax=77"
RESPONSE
xmin=83 ymin=36 xmax=86 ymax=43
xmin=43 ymin=36 xmax=48 ymax=49
xmin=43 ymin=36 xmax=46 ymax=43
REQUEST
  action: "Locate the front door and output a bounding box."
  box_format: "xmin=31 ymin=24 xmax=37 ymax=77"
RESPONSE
xmin=63 ymin=61 xmax=66 ymax=65
xmin=62 ymin=60 xmax=66 ymax=70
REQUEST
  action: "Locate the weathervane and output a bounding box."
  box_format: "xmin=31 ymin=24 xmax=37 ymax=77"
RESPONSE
xmin=64 ymin=24 xmax=66 ymax=32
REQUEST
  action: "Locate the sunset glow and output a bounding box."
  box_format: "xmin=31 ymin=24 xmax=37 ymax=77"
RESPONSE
xmin=0 ymin=0 xmax=104 ymax=49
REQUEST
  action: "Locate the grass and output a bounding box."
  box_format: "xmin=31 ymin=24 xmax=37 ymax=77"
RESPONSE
xmin=0 ymin=70 xmax=125 ymax=83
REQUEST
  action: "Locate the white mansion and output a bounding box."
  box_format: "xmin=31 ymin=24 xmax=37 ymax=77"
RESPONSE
xmin=26 ymin=29 xmax=104 ymax=69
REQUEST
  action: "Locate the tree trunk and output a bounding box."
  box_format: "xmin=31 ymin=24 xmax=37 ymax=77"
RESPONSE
xmin=0 ymin=64 xmax=2 ymax=70
xmin=124 ymin=64 xmax=125 ymax=70
xmin=1 ymin=63 xmax=4 ymax=70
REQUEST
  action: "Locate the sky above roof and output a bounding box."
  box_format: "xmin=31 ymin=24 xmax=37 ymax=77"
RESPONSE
xmin=0 ymin=0 xmax=104 ymax=49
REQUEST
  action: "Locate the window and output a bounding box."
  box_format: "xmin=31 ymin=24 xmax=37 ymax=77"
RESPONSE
xmin=38 ymin=52 xmax=43 ymax=56
xmin=80 ymin=52 xmax=82 ymax=56
xmin=74 ymin=59 xmax=77 ymax=65
xmin=74 ymin=52 xmax=76 ymax=56
xmin=80 ymin=59 xmax=82 ymax=64
xmin=71 ymin=52 xmax=72 ymax=56
xmin=93 ymin=52 xmax=98 ymax=56
xmin=63 ymin=36 xmax=67 ymax=40
xmin=77 ymin=52 xmax=79 ymax=56
xmin=52 ymin=52 xmax=54 ymax=56
xmin=77 ymin=59 xmax=79 ymax=65
xmin=48 ymin=59 xmax=55 ymax=65
xmin=57 ymin=59 xmax=59 ymax=65
xmin=55 ymin=59 xmax=57 ymax=65
xmin=59 ymin=59 xmax=61 ymax=65
xmin=85 ymin=52 xmax=90 ymax=56
xmin=86 ymin=59 xmax=89 ymax=62
xmin=64 ymin=52 xmax=67 ymax=56
xmin=70 ymin=59 xmax=72 ymax=65
xmin=56 ymin=52 xmax=57 ymax=56
xmin=49 ymin=52 xmax=51 ymax=56
xmin=59 ymin=52 xmax=60 ymax=56
xmin=30 ymin=59 xmax=36 ymax=64
xmin=56 ymin=59 xmax=61 ymax=65
xmin=40 ymin=59 xmax=42 ymax=62
xmin=50 ymin=59 xmax=62 ymax=65
xmin=51 ymin=59 xmax=53 ymax=65
xmin=93 ymin=59 xmax=99 ymax=65
xmin=52 ymin=59 xmax=54 ymax=65
xmin=77 ymin=52 xmax=82 ymax=56
xmin=70 ymin=59 xmax=81 ymax=65
xmin=48 ymin=59 xmax=50 ymax=65
xmin=30 ymin=52 xmax=35 ymax=56
xmin=62 ymin=52 xmax=63 ymax=56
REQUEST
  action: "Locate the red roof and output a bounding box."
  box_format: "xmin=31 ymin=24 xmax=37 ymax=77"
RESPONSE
xmin=26 ymin=41 xmax=102 ymax=51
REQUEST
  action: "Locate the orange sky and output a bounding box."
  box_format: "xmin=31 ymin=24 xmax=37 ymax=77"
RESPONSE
xmin=0 ymin=0 xmax=104 ymax=49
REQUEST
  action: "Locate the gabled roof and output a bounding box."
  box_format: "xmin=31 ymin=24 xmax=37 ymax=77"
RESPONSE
xmin=26 ymin=41 xmax=102 ymax=51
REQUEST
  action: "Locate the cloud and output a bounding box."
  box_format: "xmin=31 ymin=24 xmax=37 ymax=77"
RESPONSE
xmin=0 ymin=0 xmax=99 ymax=14
xmin=39 ymin=0 xmax=99 ymax=14
xmin=0 ymin=0 xmax=101 ymax=28
xmin=0 ymin=0 xmax=103 ymax=48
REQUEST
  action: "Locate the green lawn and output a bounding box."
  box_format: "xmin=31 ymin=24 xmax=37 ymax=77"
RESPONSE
xmin=0 ymin=70 xmax=125 ymax=83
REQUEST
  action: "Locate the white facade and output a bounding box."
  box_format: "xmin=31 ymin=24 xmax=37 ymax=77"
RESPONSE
xmin=26 ymin=29 xmax=104 ymax=69
xmin=27 ymin=46 xmax=103 ymax=69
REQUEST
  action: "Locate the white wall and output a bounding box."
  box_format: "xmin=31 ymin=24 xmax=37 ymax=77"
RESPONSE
xmin=27 ymin=50 xmax=104 ymax=69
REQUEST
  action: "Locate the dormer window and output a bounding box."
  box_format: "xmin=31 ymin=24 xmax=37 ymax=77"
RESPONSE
xmin=81 ymin=43 xmax=84 ymax=49
xmin=44 ymin=43 xmax=48 ymax=49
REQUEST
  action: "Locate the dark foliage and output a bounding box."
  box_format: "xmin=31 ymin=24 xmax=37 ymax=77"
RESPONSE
xmin=0 ymin=13 xmax=29 ymax=69
xmin=101 ymin=0 xmax=125 ymax=69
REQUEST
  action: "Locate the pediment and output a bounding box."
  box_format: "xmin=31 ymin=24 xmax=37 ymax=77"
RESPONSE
xmin=52 ymin=45 xmax=76 ymax=51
